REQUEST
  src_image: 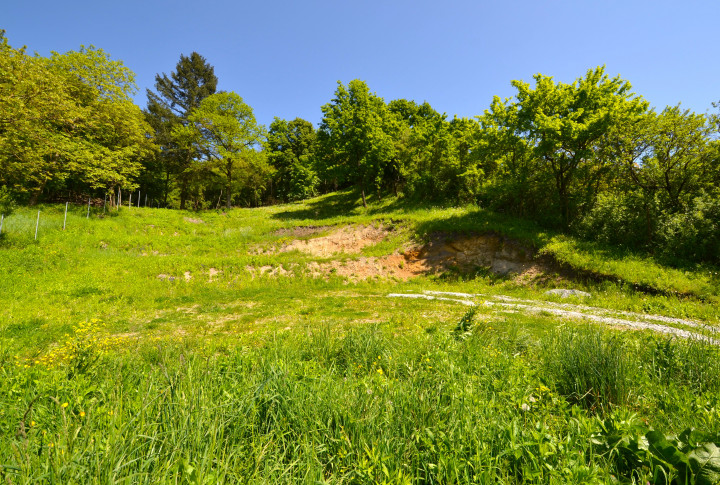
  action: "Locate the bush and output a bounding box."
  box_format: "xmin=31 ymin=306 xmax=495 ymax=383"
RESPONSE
xmin=574 ymin=190 xmax=656 ymax=250
xmin=0 ymin=186 xmax=16 ymax=219
xmin=656 ymin=192 xmax=720 ymax=264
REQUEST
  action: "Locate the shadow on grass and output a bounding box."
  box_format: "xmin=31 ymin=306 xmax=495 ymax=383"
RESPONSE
xmin=271 ymin=189 xmax=431 ymax=222
xmin=413 ymin=208 xmax=552 ymax=246
xmin=271 ymin=190 xmax=363 ymax=221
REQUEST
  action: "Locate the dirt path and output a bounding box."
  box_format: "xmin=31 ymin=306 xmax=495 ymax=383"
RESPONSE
xmin=388 ymin=291 xmax=720 ymax=343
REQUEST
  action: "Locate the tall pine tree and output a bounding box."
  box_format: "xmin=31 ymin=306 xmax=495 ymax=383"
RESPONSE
xmin=145 ymin=52 xmax=217 ymax=209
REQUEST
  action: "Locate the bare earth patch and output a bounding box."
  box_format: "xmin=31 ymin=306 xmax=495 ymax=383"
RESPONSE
xmin=208 ymin=268 xmax=221 ymax=282
xmin=304 ymin=254 xmax=430 ymax=281
xmin=277 ymin=224 xmax=391 ymax=256
xmin=248 ymin=228 xmax=563 ymax=282
xmin=272 ymin=226 xmax=331 ymax=238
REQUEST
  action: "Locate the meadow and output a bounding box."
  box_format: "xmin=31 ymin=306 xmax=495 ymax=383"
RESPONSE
xmin=1 ymin=191 xmax=720 ymax=484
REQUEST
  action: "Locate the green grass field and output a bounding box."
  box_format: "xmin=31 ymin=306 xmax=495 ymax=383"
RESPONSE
xmin=2 ymin=192 xmax=720 ymax=483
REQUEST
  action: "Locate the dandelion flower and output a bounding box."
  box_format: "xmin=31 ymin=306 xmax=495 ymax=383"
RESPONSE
xmin=79 ymin=411 xmax=86 ymax=418
xmin=61 ymin=402 xmax=69 ymax=408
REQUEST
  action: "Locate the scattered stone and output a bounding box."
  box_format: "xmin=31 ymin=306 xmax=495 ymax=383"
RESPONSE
xmin=184 ymin=271 xmax=192 ymax=282
xmin=157 ymin=274 xmax=175 ymax=282
xmin=545 ymin=289 xmax=591 ymax=298
xmin=491 ymin=258 xmax=524 ymax=275
xmin=208 ymin=268 xmax=221 ymax=282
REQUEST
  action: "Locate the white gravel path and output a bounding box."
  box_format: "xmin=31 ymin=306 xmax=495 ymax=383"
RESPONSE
xmin=387 ymin=290 xmax=719 ymax=343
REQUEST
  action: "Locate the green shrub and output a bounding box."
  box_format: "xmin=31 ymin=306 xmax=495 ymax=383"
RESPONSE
xmin=656 ymin=192 xmax=720 ymax=265
xmin=0 ymin=186 xmax=15 ymax=219
xmin=574 ymin=190 xmax=656 ymax=250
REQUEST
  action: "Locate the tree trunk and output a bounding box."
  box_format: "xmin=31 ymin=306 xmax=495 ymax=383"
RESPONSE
xmin=225 ymin=162 xmax=233 ymax=209
xmin=180 ymin=178 xmax=188 ymax=210
xmin=361 ymin=187 xmax=367 ymax=208
xmin=164 ymin=170 xmax=171 ymax=206
xmin=29 ymin=182 xmax=46 ymax=206
xmin=644 ymin=202 xmax=653 ymax=246
xmin=554 ymin=165 xmax=570 ymax=229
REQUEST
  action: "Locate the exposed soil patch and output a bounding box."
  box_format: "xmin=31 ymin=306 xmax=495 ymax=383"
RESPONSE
xmin=249 ymin=229 xmax=560 ymax=282
xmin=208 ymin=268 xmax=221 ymax=282
xmin=184 ymin=217 xmax=204 ymax=224
xmin=304 ymin=254 xmax=431 ymax=281
xmin=414 ymin=233 xmax=536 ymax=275
xmin=321 ymin=232 xmax=551 ymax=282
xmin=264 ymin=224 xmax=392 ymax=256
xmin=273 ymin=225 xmax=331 ymax=238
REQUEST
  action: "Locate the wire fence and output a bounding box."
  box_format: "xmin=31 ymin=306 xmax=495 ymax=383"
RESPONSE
xmin=0 ymin=190 xmax=163 ymax=243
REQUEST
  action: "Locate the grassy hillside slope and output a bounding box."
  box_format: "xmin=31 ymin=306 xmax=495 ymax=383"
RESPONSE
xmin=1 ymin=192 xmax=720 ymax=483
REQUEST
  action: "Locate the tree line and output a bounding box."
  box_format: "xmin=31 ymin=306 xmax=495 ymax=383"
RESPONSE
xmin=1 ymin=33 xmax=719 ymax=263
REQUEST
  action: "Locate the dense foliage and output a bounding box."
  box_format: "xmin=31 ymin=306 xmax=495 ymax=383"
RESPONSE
xmin=0 ymin=32 xmax=154 ymax=205
xmin=1 ymin=32 xmax=718 ymax=263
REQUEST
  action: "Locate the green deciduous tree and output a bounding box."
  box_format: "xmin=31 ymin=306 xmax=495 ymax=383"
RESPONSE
xmin=317 ymin=80 xmax=400 ymax=207
xmin=265 ymin=117 xmax=318 ymax=202
xmin=629 ymin=106 xmax=716 ymax=211
xmin=475 ymin=96 xmax=546 ymax=217
xmin=0 ymin=32 xmax=154 ymax=204
xmin=507 ymin=66 xmax=649 ymax=227
xmin=391 ymin=99 xmax=482 ymax=203
xmin=178 ymin=92 xmax=265 ymax=208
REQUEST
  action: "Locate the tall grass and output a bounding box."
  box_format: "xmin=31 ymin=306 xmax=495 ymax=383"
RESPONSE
xmin=541 ymin=325 xmax=633 ymax=414
xmin=4 ymin=320 xmax=720 ymax=483
xmin=1 ymin=326 xmax=612 ymax=483
xmin=646 ymin=334 xmax=720 ymax=392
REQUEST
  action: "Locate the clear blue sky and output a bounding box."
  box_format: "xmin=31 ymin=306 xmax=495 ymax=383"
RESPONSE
xmin=4 ymin=0 xmax=719 ymax=128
